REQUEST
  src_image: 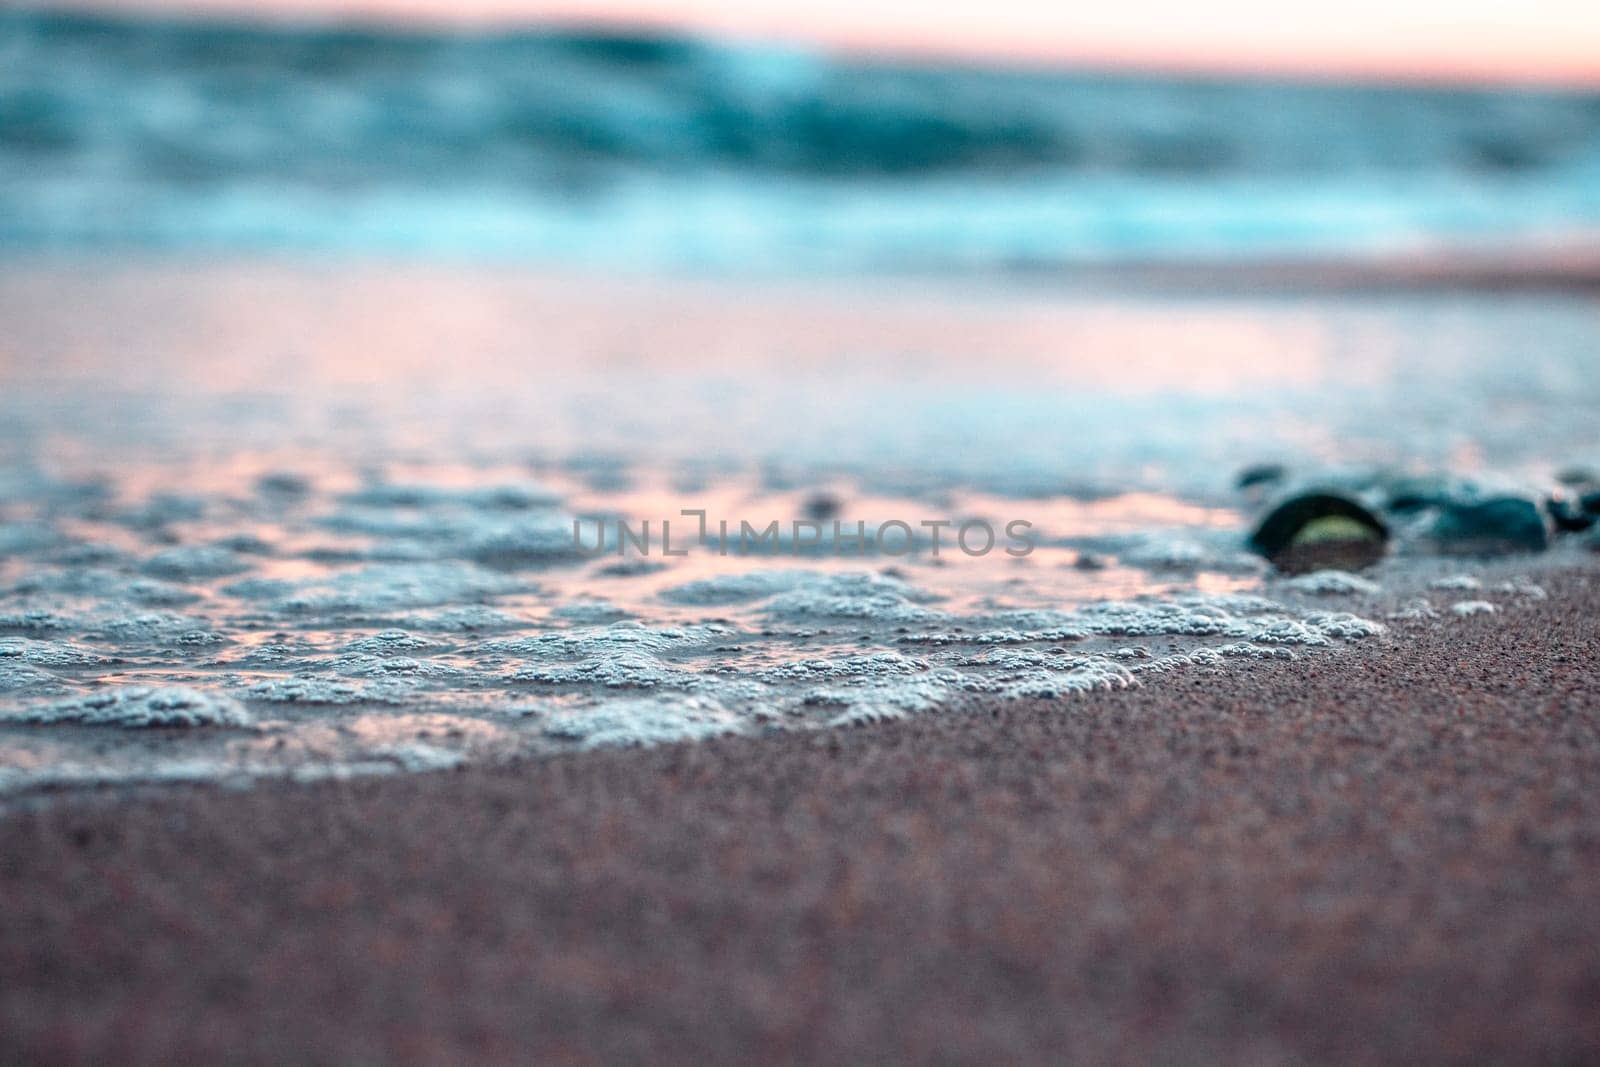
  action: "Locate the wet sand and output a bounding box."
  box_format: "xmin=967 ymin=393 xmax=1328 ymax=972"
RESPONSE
xmin=2 ymin=566 xmax=1598 ymax=1064
xmin=1018 ymin=240 xmax=1600 ymax=294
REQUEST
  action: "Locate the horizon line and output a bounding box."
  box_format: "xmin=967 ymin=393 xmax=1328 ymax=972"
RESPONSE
xmin=20 ymin=0 xmax=1600 ymax=90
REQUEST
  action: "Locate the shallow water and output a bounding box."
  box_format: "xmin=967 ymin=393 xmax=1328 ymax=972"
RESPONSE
xmin=0 ymin=265 xmax=1596 ymax=794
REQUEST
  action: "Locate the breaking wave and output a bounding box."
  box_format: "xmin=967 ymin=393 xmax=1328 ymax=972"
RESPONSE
xmin=4 ymin=10 xmax=1600 ymax=267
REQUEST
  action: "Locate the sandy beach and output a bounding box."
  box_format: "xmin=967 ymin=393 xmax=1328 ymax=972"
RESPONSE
xmin=3 ymin=563 xmax=1596 ymax=1063
xmin=6 ymin=10 xmax=1600 ymax=1064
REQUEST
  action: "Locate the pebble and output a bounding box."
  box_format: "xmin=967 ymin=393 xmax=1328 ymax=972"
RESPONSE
xmin=802 ymin=493 xmax=844 ymax=521
xmin=1248 ymin=492 xmax=1388 ymax=574
xmin=1382 ymin=473 xmax=1470 ymax=514
xmin=1235 ymin=463 xmax=1287 ymax=503
xmin=1430 ymin=497 xmax=1549 ymax=555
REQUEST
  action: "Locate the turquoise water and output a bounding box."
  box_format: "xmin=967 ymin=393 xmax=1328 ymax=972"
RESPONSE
xmin=4 ymin=10 xmax=1600 ymax=267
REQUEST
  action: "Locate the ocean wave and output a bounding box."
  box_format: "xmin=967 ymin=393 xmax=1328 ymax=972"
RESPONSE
xmin=3 ymin=10 xmax=1600 ymax=265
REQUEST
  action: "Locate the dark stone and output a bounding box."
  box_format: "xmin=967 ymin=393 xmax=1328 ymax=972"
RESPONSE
xmin=1235 ymin=463 xmax=1288 ymax=492
xmin=1430 ymin=497 xmax=1550 ymax=555
xmin=1382 ymin=474 xmax=1467 ymax=515
xmin=1248 ymin=492 xmax=1388 ymax=574
xmin=802 ymin=493 xmax=843 ymax=521
xmin=1582 ymin=490 xmax=1600 ymax=517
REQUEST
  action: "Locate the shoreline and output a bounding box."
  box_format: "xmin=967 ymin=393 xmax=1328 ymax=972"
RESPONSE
xmin=7 ymin=243 xmax=1600 ymax=297
xmin=3 ymin=564 xmax=1597 ymax=1061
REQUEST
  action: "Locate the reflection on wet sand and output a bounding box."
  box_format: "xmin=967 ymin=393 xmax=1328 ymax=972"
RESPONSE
xmin=1 ymin=264 xmax=1596 ymax=795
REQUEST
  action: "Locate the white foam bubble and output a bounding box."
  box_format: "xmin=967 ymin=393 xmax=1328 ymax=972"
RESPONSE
xmin=247 ymin=677 xmax=416 ymax=705
xmin=482 ymin=623 xmax=729 ymax=661
xmin=512 ymin=649 xmax=692 ymax=689
xmin=0 ymin=462 xmax=1396 ymax=792
xmin=332 ymin=654 xmax=467 ymax=680
xmin=269 ymin=562 xmax=525 ymax=615
xmin=543 ymin=696 xmax=743 ymax=748
xmin=664 ymin=570 xmax=937 ymax=626
xmin=339 ymin=630 xmax=443 ymax=655
xmin=1282 ymin=570 xmax=1381 ymax=596
xmin=998 ymin=660 xmax=1137 ymax=698
xmin=1388 ymin=598 xmax=1440 ymax=621
xmin=0 ymin=638 xmax=114 ymax=668
xmin=1303 ymin=612 xmax=1386 ymax=639
xmin=13 ymin=686 xmax=255 ymax=728
xmin=814 ymin=677 xmax=961 ymax=727
xmin=757 ymin=651 xmax=929 ymax=682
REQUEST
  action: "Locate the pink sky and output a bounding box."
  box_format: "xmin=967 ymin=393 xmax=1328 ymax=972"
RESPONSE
xmin=52 ymin=0 xmax=1600 ymax=85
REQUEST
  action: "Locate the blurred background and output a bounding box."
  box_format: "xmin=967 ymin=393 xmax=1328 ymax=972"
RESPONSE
xmin=4 ymin=1 xmax=1599 ymax=273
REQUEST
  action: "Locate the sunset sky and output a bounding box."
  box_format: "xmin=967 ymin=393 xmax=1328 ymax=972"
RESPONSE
xmin=45 ymin=0 xmax=1600 ymax=85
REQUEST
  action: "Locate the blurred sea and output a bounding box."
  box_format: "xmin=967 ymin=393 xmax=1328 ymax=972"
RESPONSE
xmin=4 ymin=9 xmax=1600 ymax=269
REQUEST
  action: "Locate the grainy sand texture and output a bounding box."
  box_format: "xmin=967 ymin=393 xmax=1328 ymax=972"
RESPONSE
xmin=2 ymin=566 xmax=1597 ymax=1064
